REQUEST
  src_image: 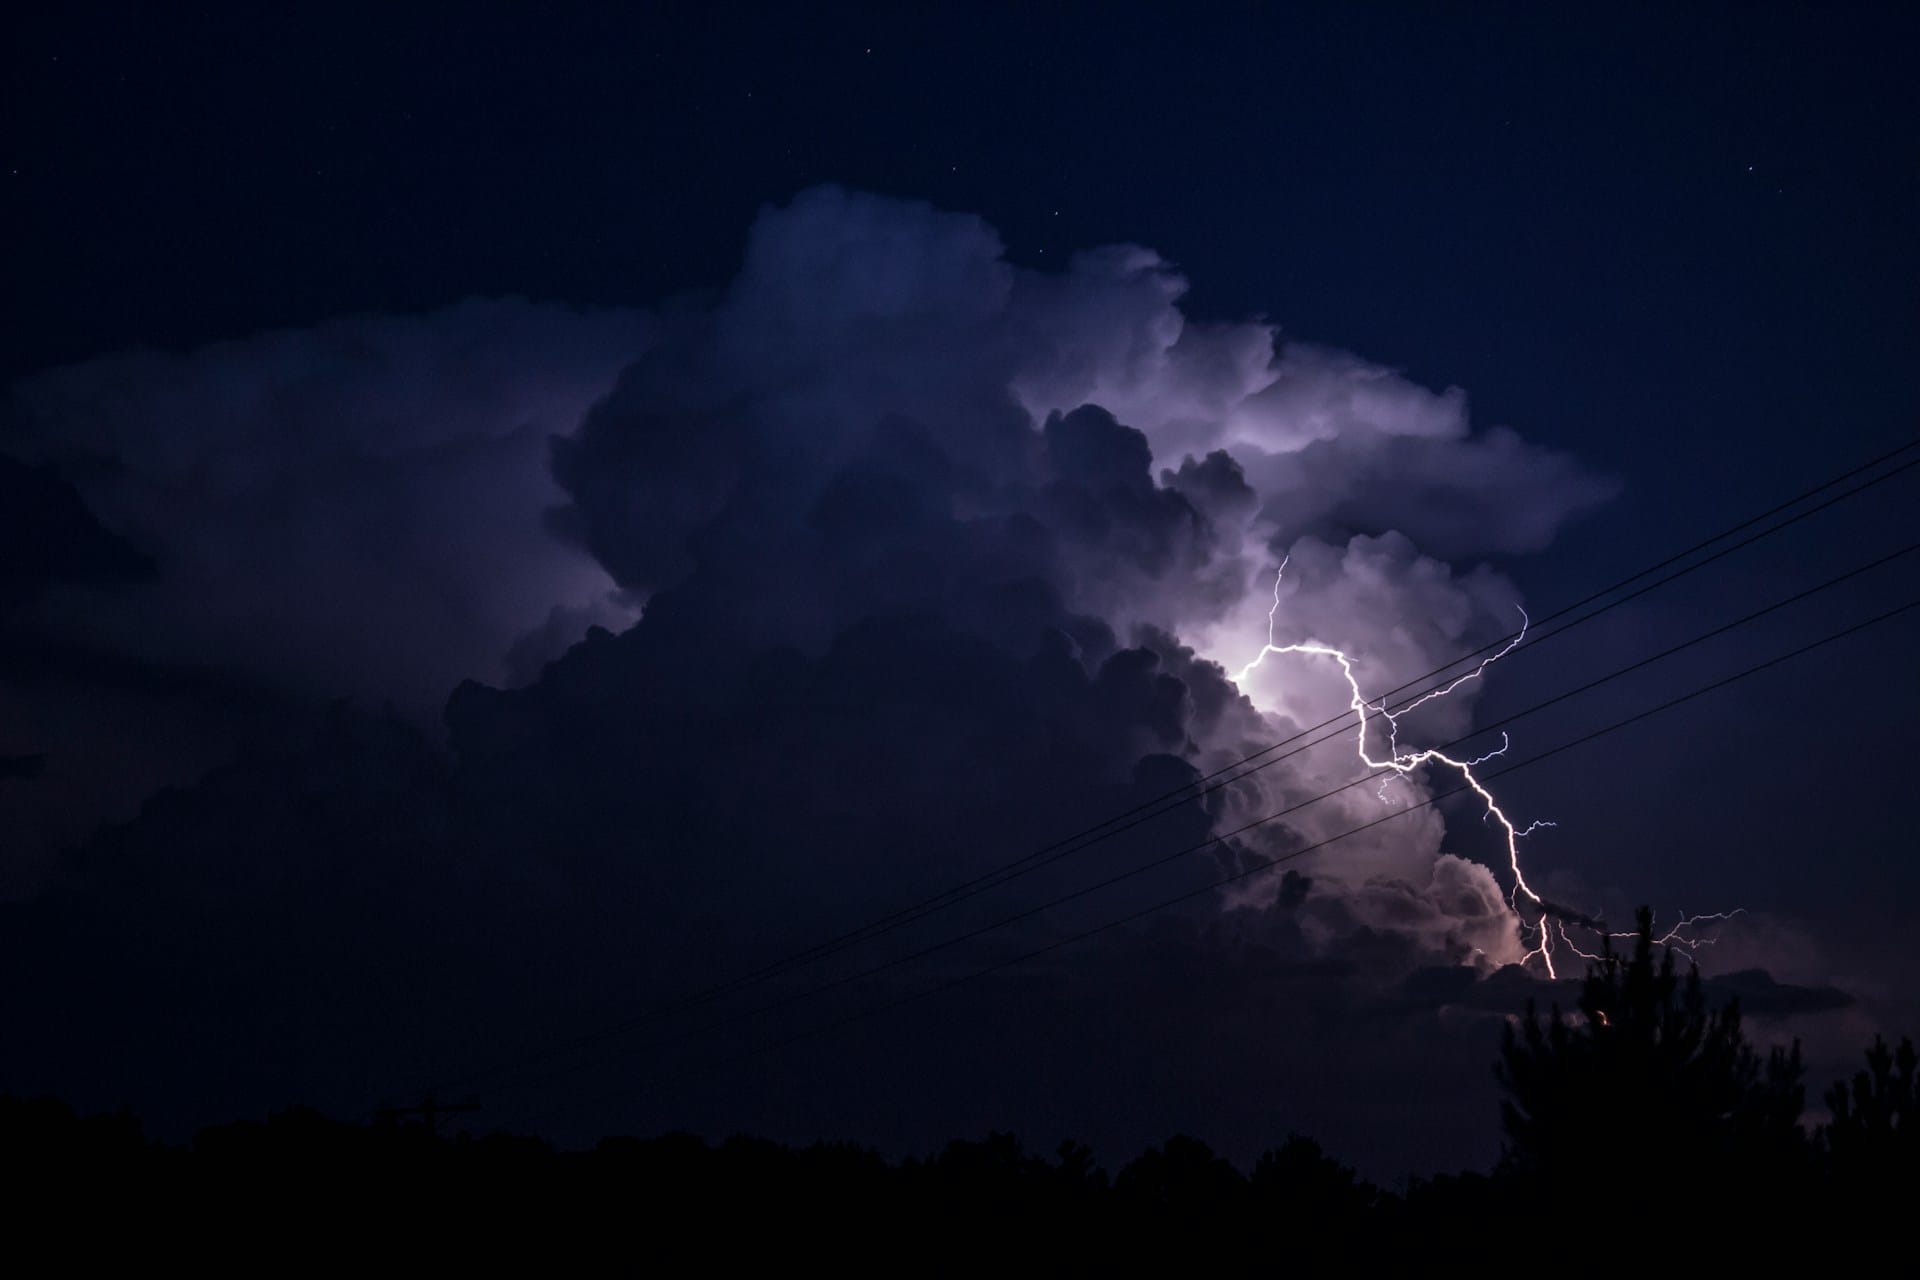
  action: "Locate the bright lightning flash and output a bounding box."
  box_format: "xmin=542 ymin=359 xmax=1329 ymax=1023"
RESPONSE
xmin=1557 ymin=910 xmax=1748 ymax=964
xmin=1232 ymin=560 xmax=1741 ymax=978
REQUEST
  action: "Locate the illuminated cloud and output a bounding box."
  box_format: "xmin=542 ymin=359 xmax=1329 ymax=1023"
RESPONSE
xmin=5 ymin=297 xmax=653 ymax=709
xmin=4 ymin=187 xmax=1619 ymax=962
xmin=0 ymin=188 xmax=1640 ymax=1143
xmin=549 ymin=186 xmax=1611 ymax=963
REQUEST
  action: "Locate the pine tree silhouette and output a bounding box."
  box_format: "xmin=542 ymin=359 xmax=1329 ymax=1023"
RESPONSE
xmin=1496 ymin=906 xmax=1806 ymax=1215
xmin=1821 ymin=1033 xmax=1916 ymax=1212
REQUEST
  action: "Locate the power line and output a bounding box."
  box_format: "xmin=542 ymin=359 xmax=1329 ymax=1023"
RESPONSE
xmin=719 ymin=440 xmax=1920 ymax=974
xmin=530 ymin=542 xmax=1920 ymax=1072
xmin=422 ymin=436 xmax=1918 ymax=1096
xmin=595 ymin=536 xmax=1920 ymax=1043
xmin=750 ymin=455 xmax=1920 ymax=945
xmin=508 ymin=587 xmax=1920 ymax=1127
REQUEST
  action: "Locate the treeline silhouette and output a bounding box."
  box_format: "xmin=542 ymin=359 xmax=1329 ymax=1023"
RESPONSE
xmin=6 ymin=911 xmax=1913 ymax=1266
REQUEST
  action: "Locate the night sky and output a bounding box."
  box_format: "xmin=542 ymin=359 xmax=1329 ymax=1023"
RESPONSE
xmin=4 ymin=2 xmax=1916 ymax=1179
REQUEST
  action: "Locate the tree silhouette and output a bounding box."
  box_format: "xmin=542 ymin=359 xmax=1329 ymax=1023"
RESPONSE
xmin=1821 ymin=1033 xmax=1916 ymax=1210
xmin=1250 ymin=1133 xmax=1374 ymax=1223
xmin=1114 ymin=1134 xmax=1247 ymax=1217
xmin=1496 ymin=906 xmax=1807 ymax=1214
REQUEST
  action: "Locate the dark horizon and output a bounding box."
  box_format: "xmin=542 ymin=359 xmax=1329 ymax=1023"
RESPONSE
xmin=11 ymin=922 xmax=1913 ymax=1263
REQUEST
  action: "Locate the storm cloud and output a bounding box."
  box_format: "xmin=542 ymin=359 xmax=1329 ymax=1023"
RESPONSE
xmin=0 ymin=299 xmax=651 ymax=885
xmin=3 ymin=187 xmax=1698 ymax=1170
xmin=4 ymin=297 xmax=652 ymax=708
xmin=540 ymin=186 xmax=1612 ymax=961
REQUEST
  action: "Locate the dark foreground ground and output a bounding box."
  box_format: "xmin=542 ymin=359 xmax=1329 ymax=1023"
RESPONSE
xmin=6 ymin=1087 xmax=1910 ymax=1270
xmin=10 ymin=930 xmax=1913 ymax=1266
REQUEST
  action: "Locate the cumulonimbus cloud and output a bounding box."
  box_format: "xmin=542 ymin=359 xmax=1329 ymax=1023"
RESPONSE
xmin=27 ymin=187 xmax=1855 ymax=1172
xmin=545 ymin=185 xmax=1614 ymax=963
xmin=7 ymin=185 xmax=1615 ymax=964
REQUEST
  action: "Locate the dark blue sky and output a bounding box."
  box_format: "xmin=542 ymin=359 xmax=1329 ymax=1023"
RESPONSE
xmin=11 ymin=4 xmax=1914 ymax=470
xmin=3 ymin=2 xmax=1916 ymax=1174
xmin=8 ymin=4 xmax=1915 ymax=637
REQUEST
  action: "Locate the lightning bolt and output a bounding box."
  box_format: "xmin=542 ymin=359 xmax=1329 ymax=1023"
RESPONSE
xmin=1232 ymin=562 xmax=1745 ymax=979
xmin=1614 ymin=909 xmax=1747 ymax=961
xmin=1556 ymin=909 xmax=1749 ymax=1005
xmin=1556 ymin=922 xmax=1606 ymax=963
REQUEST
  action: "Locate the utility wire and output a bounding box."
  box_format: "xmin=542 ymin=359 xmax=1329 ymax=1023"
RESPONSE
xmin=421 ymin=437 xmax=1918 ymax=1096
xmin=485 ymin=542 xmax=1920 ymax=1104
xmin=504 ymin=587 xmax=1920 ymax=1128
xmin=692 ymin=441 xmax=1920 ymax=980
